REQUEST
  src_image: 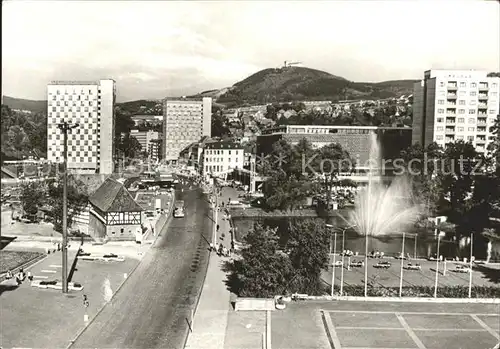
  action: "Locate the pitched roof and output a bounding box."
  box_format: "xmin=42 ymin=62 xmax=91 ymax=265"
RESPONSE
xmin=89 ymin=178 xmax=143 ymax=212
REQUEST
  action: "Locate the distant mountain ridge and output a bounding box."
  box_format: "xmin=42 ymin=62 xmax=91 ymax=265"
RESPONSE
xmin=211 ymin=66 xmax=418 ymax=106
xmin=2 ymin=67 xmax=418 ymax=113
xmin=2 ymin=96 xmax=47 ymax=114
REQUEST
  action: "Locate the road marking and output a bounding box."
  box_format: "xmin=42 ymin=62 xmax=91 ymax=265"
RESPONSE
xmin=327 ymin=310 xmax=499 ymax=316
xmin=336 ymin=326 xmax=405 ymax=330
xmin=342 ymin=347 xmax=416 ymax=349
xmin=335 ymin=326 xmax=488 ymax=332
xmin=49 ymin=264 xmax=62 ymax=268
xmin=471 ymin=314 xmax=500 ymax=340
xmin=33 ymin=275 xmax=48 ymax=279
xmin=41 ymin=270 xmax=57 ymax=273
xmin=396 ymin=313 xmax=426 ymax=349
xmin=322 ymin=310 xmax=342 ymax=349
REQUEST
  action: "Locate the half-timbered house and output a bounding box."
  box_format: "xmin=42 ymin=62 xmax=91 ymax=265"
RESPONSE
xmin=88 ymin=178 xmax=143 ymax=241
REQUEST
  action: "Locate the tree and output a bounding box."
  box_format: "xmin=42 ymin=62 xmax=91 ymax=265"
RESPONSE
xmin=399 ymin=142 xmax=444 ymax=216
xmin=116 ymin=134 xmax=142 ymax=159
xmin=287 ymin=219 xmax=330 ymax=295
xmin=487 ymin=114 xmax=500 ymax=171
xmin=20 ymin=182 xmax=45 ymax=217
xmin=439 ymin=141 xmax=484 ymax=224
xmin=316 ymin=143 xmax=354 ymax=213
xmin=211 ymin=106 xmax=231 ymax=138
xmin=46 ymin=178 xmax=88 ymax=234
xmin=114 ymin=108 xmax=135 ymax=136
xmin=228 ymin=224 xmax=292 ymax=297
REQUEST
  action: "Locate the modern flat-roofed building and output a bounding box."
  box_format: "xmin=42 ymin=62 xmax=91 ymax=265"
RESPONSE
xmin=412 ymin=70 xmax=500 ymax=154
xmin=131 ymin=115 xmax=163 ymax=126
xmin=257 ymin=125 xmax=412 ymax=182
xmin=149 ymin=139 xmax=162 ymax=162
xmin=47 ymin=79 xmax=116 ymax=174
xmin=130 ymin=129 xmax=160 ymax=156
xmin=163 ymin=97 xmax=212 ymax=163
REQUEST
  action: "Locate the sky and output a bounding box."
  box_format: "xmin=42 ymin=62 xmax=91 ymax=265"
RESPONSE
xmin=2 ymin=0 xmax=499 ymax=102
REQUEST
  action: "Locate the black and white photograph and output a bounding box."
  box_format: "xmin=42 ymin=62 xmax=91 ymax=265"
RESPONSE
xmin=1 ymin=1 xmax=500 ymax=349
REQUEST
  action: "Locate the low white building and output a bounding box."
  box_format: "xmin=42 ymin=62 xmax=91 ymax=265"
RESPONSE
xmin=201 ymin=141 xmax=244 ymax=179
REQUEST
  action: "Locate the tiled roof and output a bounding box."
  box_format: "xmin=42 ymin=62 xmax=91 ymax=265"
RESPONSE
xmin=89 ymin=178 xmax=143 ymax=212
xmin=205 ymin=141 xmax=243 ymax=150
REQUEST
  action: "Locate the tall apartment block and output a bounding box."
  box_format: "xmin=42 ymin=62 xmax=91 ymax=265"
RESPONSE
xmin=162 ymin=97 xmax=212 ymax=162
xmin=412 ymin=70 xmax=499 ymax=154
xmin=130 ymin=129 xmax=160 ymax=155
xmin=47 ymin=79 xmax=116 ymax=174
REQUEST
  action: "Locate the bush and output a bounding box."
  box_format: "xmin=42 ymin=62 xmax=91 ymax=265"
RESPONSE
xmin=328 ymin=285 xmax=500 ymax=298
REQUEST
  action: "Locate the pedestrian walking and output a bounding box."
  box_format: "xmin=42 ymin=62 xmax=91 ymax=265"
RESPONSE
xmin=6 ymin=270 xmax=12 ymax=279
xmin=20 ymin=268 xmax=26 ymax=281
xmin=27 ymin=271 xmax=33 ymax=281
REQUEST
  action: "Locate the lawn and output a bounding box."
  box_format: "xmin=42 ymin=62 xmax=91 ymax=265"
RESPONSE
xmin=0 ymin=250 xmax=44 ymax=273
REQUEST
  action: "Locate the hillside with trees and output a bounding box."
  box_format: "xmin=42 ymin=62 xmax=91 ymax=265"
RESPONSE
xmin=1 ymin=105 xmax=47 ymax=161
xmin=216 ymin=67 xmax=417 ymax=106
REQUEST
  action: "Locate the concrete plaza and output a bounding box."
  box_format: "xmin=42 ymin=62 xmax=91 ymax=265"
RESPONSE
xmin=272 ymin=301 xmax=500 ymax=349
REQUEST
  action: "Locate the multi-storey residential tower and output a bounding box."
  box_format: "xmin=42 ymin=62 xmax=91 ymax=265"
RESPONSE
xmin=412 ymin=70 xmax=499 ymax=154
xmin=130 ymin=129 xmax=160 ymax=156
xmin=162 ymin=97 xmax=212 ymax=162
xmin=47 ymin=79 xmax=116 ymax=174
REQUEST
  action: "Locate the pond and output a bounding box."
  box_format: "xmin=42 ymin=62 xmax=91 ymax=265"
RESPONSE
xmin=231 ymin=216 xmax=495 ymax=261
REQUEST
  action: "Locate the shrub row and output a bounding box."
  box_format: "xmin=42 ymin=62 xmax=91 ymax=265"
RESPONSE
xmin=329 ymin=285 xmax=500 ymax=298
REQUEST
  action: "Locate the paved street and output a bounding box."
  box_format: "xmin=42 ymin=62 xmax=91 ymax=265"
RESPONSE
xmin=70 ymin=184 xmax=212 ymax=349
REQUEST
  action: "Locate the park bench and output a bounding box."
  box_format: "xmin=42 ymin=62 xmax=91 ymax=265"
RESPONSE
xmin=291 ymin=293 xmax=308 ymax=301
xmin=374 ymin=261 xmax=391 ymax=269
xmin=350 ymin=261 xmax=364 ymax=268
xmin=404 ymin=263 xmax=421 ymax=271
xmin=454 ymin=265 xmax=471 ymax=273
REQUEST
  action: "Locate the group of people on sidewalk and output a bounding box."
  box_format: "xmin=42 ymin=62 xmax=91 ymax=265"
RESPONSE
xmin=5 ymin=268 xmax=33 ymax=285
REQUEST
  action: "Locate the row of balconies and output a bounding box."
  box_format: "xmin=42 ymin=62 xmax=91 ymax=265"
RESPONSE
xmin=447 ymin=82 xmax=490 ymax=90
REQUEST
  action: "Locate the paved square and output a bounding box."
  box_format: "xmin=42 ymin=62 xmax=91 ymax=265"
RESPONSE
xmin=324 ymin=309 xmax=500 ymax=349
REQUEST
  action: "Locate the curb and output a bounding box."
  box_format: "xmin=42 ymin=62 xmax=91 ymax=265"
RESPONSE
xmin=66 ymin=194 xmax=175 ymax=349
xmin=299 ymin=295 xmax=500 ymax=304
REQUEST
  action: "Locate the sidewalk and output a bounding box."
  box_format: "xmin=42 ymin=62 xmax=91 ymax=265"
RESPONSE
xmin=185 ymin=187 xmax=234 ymax=349
xmin=0 ymin=241 xmax=146 ymax=348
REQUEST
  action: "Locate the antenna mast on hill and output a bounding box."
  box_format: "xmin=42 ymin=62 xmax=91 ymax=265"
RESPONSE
xmin=283 ymin=61 xmax=303 ymax=68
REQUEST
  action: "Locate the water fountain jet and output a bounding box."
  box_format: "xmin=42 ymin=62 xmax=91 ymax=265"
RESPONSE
xmin=347 ymin=133 xmax=421 ymax=237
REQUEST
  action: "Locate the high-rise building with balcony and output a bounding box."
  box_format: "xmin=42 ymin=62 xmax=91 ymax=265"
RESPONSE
xmin=162 ymin=97 xmax=212 ymax=162
xmin=412 ymin=70 xmax=499 ymax=154
xmin=130 ymin=129 xmax=160 ymax=156
xmin=47 ymin=79 xmax=116 ymax=174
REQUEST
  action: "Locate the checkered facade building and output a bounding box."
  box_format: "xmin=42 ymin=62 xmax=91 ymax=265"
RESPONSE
xmin=163 ymin=97 xmax=212 ymax=162
xmin=47 ymin=80 xmax=115 ymax=174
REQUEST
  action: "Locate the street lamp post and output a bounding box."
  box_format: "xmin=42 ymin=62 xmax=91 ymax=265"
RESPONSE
xmin=340 ymin=229 xmax=346 ymax=296
xmin=468 ymin=233 xmax=473 ymax=298
xmin=57 ymin=121 xmax=79 ymax=294
xmin=331 ymin=232 xmax=337 ymax=296
xmin=433 ymin=233 xmax=441 ymax=298
xmin=326 ymin=223 xmax=336 ymax=296
xmin=340 ymin=225 xmax=356 ymax=296
xmin=364 ymin=231 xmax=369 ymax=297
xmin=399 ymin=232 xmax=405 ymax=297
xmin=414 ymin=235 xmax=417 ymax=259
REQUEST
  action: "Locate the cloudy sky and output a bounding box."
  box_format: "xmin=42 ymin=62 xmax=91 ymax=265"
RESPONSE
xmin=2 ymin=1 xmax=499 ymax=102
